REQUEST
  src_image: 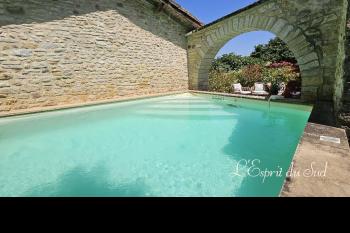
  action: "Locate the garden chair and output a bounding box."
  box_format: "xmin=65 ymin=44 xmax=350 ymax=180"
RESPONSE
xmin=269 ymin=83 xmax=286 ymax=100
xmin=252 ymin=82 xmax=269 ymax=96
xmin=278 ymin=82 xmax=286 ymax=96
xmin=232 ymin=83 xmax=251 ymax=95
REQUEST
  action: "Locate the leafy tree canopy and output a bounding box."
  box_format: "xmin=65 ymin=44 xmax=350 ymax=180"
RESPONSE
xmin=211 ymin=37 xmax=297 ymax=73
xmin=211 ymin=53 xmax=263 ymax=72
xmin=250 ymin=37 xmax=296 ymax=63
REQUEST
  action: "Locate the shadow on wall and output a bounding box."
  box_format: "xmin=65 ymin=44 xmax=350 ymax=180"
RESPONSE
xmin=0 ymin=0 xmax=188 ymax=49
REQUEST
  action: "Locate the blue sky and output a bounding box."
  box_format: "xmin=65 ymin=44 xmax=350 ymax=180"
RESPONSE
xmin=175 ymin=0 xmax=276 ymax=57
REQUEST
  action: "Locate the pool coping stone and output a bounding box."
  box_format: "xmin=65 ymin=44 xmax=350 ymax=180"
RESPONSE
xmin=0 ymin=91 xmax=187 ymax=118
xmin=280 ymin=123 xmax=350 ymax=197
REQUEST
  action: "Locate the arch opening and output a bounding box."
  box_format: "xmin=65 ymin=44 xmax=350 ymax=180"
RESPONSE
xmin=188 ymin=15 xmax=323 ymax=102
xmin=207 ymin=31 xmax=302 ymax=99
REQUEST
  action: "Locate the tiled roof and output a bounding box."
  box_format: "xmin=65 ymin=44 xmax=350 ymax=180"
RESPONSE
xmin=147 ymin=0 xmax=204 ymax=30
xmin=165 ymin=0 xmax=203 ymax=27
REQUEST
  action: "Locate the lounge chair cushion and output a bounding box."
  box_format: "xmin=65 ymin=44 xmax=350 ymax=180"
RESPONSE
xmin=278 ymin=82 xmax=286 ymax=95
xmin=233 ymin=83 xmax=242 ymax=93
xmin=254 ymin=83 xmax=265 ymax=92
xmin=252 ymin=90 xmax=269 ymax=95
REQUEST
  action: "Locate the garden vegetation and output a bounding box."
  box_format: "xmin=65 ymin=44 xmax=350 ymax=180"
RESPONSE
xmin=209 ymin=38 xmax=301 ymax=94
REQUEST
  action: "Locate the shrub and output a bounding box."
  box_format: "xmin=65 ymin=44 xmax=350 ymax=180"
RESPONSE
xmin=209 ymin=60 xmax=300 ymax=94
xmin=211 ymin=53 xmax=264 ymax=72
xmin=208 ymin=70 xmax=240 ymax=93
xmin=268 ymin=61 xmax=295 ymax=68
xmin=238 ymin=64 xmax=264 ymax=87
xmin=262 ymin=65 xmax=300 ymax=84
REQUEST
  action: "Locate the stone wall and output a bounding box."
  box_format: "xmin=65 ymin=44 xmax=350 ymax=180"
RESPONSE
xmin=0 ymin=0 xmax=192 ymax=113
xmin=334 ymin=0 xmax=349 ymax=113
xmin=338 ymin=2 xmax=350 ymax=141
xmin=187 ymin=0 xmax=348 ymax=103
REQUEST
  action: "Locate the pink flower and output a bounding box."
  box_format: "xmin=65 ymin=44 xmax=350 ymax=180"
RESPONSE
xmin=268 ymin=61 xmax=299 ymax=71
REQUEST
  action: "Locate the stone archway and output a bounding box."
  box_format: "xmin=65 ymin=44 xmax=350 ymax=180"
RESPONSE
xmin=186 ymin=0 xmax=348 ymax=102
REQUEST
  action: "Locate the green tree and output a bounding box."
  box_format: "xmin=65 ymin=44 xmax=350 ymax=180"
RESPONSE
xmin=250 ymin=37 xmax=296 ymax=63
xmin=211 ymin=53 xmax=263 ymax=72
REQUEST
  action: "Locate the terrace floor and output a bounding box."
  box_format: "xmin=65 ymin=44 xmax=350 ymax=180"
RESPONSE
xmin=281 ymin=123 xmax=350 ymax=197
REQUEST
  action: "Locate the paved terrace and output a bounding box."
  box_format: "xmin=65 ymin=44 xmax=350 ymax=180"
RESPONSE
xmin=281 ymin=123 xmax=350 ymax=197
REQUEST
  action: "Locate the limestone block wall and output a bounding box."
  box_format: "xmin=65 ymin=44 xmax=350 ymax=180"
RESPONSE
xmin=0 ymin=0 xmax=191 ymax=112
xmin=334 ymin=0 xmax=349 ymax=112
xmin=338 ymin=3 xmax=350 ymax=141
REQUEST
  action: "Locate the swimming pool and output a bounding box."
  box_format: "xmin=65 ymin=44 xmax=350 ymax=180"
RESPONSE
xmin=0 ymin=93 xmax=312 ymax=197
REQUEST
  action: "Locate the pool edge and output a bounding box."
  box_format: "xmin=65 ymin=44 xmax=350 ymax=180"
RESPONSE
xmin=1 ymin=90 xmax=314 ymax=118
xmin=189 ymin=90 xmax=314 ymax=107
xmin=279 ymin=123 xmax=350 ymax=197
xmin=0 ymin=91 xmax=187 ymax=118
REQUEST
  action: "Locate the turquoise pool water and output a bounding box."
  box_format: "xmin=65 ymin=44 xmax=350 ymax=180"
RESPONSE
xmin=0 ymin=93 xmax=312 ymax=197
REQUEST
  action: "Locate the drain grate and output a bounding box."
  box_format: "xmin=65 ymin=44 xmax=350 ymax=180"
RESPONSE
xmin=320 ymin=136 xmax=341 ymax=144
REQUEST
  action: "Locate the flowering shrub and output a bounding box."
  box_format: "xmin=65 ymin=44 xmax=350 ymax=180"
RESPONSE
xmin=268 ymin=61 xmax=294 ymax=68
xmin=262 ymin=66 xmax=300 ymax=84
xmin=208 ymin=61 xmax=300 ymax=94
xmin=208 ymin=37 xmax=301 ymax=94
xmin=238 ymin=64 xmax=263 ymax=87
xmin=208 ymin=70 xmax=240 ymax=93
xmin=268 ymin=61 xmax=300 ymax=72
xmin=262 ymin=66 xmax=300 ymax=94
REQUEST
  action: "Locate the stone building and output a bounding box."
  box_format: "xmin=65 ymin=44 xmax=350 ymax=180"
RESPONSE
xmin=0 ymin=0 xmax=349 ymax=134
xmin=338 ymin=3 xmax=350 ymax=140
xmin=187 ymin=0 xmax=347 ymax=118
xmin=0 ymin=0 xmax=202 ymax=112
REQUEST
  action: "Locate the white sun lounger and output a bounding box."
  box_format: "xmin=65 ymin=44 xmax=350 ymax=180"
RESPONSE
xmin=252 ymin=83 xmax=269 ymax=96
xmin=232 ymin=83 xmax=251 ymax=95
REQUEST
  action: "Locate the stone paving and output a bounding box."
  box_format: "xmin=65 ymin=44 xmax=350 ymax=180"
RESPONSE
xmin=281 ymin=123 xmax=350 ymax=197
